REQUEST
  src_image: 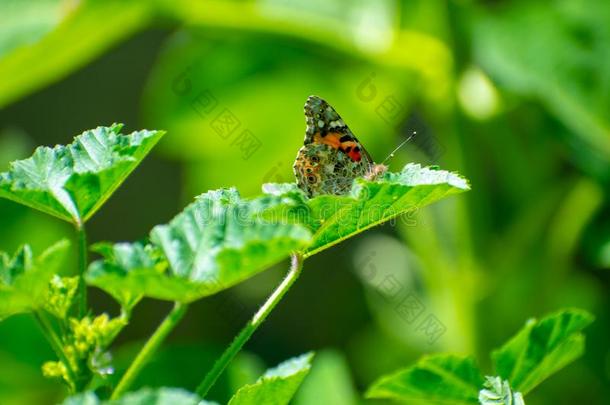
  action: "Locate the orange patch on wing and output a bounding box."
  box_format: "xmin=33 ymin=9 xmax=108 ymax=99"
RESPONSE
xmin=313 ymin=132 xmax=342 ymax=149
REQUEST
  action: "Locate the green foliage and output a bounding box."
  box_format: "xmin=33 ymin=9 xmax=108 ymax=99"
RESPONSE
xmin=491 ymin=309 xmax=594 ymax=395
xmin=86 ymin=188 xmax=312 ymax=309
xmin=1 ymin=0 xmax=608 ymax=403
xmin=366 ymin=354 xmax=483 ymax=404
xmin=264 ymin=163 xmax=469 ymax=256
xmin=0 ymin=240 xmax=69 ymax=320
xmin=228 ymin=353 xmax=314 ymax=405
xmin=87 ymin=164 xmax=467 ymax=310
xmin=0 ymin=124 xmax=164 ymax=225
xmin=0 ymin=120 xmax=470 ymax=402
xmin=367 ymin=309 xmax=593 ymax=404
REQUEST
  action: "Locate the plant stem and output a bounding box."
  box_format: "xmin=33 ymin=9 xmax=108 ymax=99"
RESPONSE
xmin=76 ymin=223 xmax=88 ymax=318
xmin=196 ymin=253 xmax=304 ymax=398
xmin=33 ymin=311 xmax=77 ymax=392
xmin=111 ymin=301 xmax=188 ymax=400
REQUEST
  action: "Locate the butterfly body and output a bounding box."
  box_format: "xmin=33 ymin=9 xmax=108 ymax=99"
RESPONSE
xmin=293 ymin=96 xmax=386 ymax=197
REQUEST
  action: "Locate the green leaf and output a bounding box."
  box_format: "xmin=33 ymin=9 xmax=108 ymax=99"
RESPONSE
xmin=491 ymin=308 xmax=594 ymax=395
xmin=0 ymin=239 xmax=69 ymax=320
xmin=263 ymin=163 xmax=470 ymax=256
xmin=228 ymin=352 xmax=314 ymax=405
xmin=478 ymin=376 xmax=525 ymax=405
xmin=0 ymin=124 xmax=164 ymax=225
xmin=86 ymin=188 xmax=312 ymax=306
xmin=366 ymin=354 xmax=484 ymax=404
xmin=62 ymin=387 xmax=218 ymax=405
xmin=0 ymin=0 xmax=152 ymax=108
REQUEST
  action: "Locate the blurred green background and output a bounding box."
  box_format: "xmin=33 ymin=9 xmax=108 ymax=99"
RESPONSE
xmin=0 ymin=0 xmax=609 ymax=404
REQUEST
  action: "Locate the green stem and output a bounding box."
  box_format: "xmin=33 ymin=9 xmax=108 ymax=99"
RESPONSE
xmin=76 ymin=224 xmax=88 ymax=318
xmin=196 ymin=253 xmax=304 ymax=398
xmin=33 ymin=311 xmax=77 ymax=392
xmin=111 ymin=302 xmax=188 ymax=400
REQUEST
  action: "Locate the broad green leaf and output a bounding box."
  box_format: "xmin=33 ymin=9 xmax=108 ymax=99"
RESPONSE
xmin=491 ymin=308 xmax=594 ymax=395
xmin=478 ymin=376 xmax=524 ymax=405
xmin=86 ymin=188 xmax=312 ymax=306
xmin=263 ymin=163 xmax=470 ymax=256
xmin=0 ymin=239 xmax=69 ymax=320
xmin=366 ymin=354 xmax=484 ymax=404
xmin=228 ymin=352 xmax=314 ymax=405
xmin=0 ymin=0 xmax=152 ymax=108
xmin=0 ymin=124 xmax=164 ymax=225
xmin=293 ymin=350 xmax=358 ymax=405
xmin=62 ymin=387 xmax=218 ymax=405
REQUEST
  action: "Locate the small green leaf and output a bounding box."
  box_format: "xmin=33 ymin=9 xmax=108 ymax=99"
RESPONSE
xmin=366 ymin=354 xmax=484 ymax=404
xmin=0 ymin=239 xmax=69 ymax=320
xmin=478 ymin=376 xmax=525 ymax=405
xmin=491 ymin=308 xmax=594 ymax=395
xmin=0 ymin=124 xmax=164 ymax=225
xmin=229 ymin=352 xmax=314 ymax=405
xmin=86 ymin=189 xmax=312 ymax=306
xmin=263 ymin=163 xmax=470 ymax=256
xmin=62 ymin=387 xmax=218 ymax=405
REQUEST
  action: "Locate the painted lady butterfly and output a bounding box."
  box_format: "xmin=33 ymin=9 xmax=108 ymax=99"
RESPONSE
xmin=293 ymin=96 xmax=387 ymax=197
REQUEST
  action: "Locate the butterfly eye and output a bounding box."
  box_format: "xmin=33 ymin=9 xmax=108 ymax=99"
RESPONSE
xmin=305 ymin=168 xmax=313 ymax=173
xmin=307 ymin=175 xmax=316 ymax=183
xmin=310 ymin=156 xmax=319 ymax=163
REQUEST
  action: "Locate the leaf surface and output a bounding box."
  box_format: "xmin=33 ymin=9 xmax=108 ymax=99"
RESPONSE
xmin=264 ymin=163 xmax=469 ymax=256
xmin=0 ymin=124 xmax=164 ymax=224
xmin=86 ymin=189 xmax=312 ymax=307
xmin=492 ymin=308 xmax=594 ymax=394
xmin=229 ymin=352 xmax=314 ymax=405
xmin=366 ymin=354 xmax=483 ymax=404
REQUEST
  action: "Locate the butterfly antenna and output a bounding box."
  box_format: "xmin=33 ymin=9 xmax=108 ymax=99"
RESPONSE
xmin=380 ymin=132 xmax=416 ymax=165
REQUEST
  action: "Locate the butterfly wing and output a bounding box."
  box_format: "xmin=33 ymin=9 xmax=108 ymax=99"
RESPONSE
xmin=294 ymin=96 xmax=374 ymax=197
